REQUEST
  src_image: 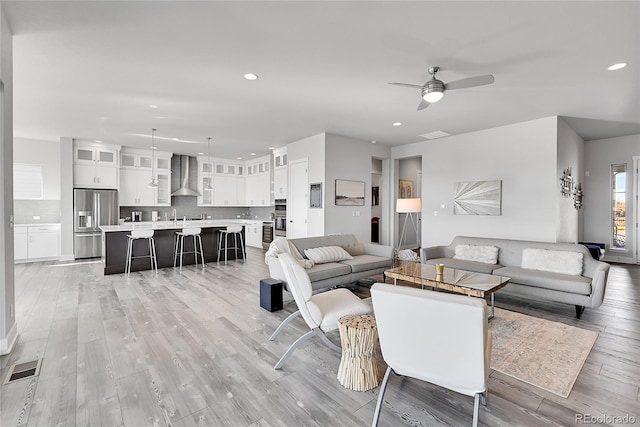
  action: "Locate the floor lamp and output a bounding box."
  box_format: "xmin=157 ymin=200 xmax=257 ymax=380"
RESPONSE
xmin=397 ymin=198 xmax=422 ymax=250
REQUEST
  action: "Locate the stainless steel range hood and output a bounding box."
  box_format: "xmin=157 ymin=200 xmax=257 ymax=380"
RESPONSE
xmin=171 ymin=155 xmax=201 ymax=197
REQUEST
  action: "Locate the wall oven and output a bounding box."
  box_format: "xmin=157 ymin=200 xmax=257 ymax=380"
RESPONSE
xmin=274 ymin=199 xmax=286 ymax=237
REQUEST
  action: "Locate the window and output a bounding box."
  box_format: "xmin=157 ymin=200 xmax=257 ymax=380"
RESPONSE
xmin=611 ymin=164 xmax=626 ymax=250
xmin=13 ymin=163 xmax=43 ymax=200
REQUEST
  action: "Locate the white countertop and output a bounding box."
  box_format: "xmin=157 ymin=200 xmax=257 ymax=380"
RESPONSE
xmin=100 ymin=219 xmax=253 ymax=233
xmin=14 ymin=223 xmax=61 ymax=227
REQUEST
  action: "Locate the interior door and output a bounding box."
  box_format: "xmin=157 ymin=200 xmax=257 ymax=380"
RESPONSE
xmin=288 ymin=159 xmax=308 ymax=238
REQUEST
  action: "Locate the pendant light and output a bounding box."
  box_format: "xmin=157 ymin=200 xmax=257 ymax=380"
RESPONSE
xmin=148 ymin=128 xmax=159 ymax=188
xmin=204 ymin=137 xmax=213 ymax=190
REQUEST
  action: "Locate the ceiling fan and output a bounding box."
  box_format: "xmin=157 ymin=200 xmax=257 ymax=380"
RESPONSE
xmin=389 ymin=66 xmax=495 ymax=111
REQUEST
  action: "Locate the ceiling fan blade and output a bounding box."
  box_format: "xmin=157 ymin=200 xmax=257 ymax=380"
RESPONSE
xmin=388 ymin=82 xmax=425 ymax=89
xmin=445 ymin=74 xmax=494 ymax=90
xmin=417 ymin=99 xmax=430 ymax=111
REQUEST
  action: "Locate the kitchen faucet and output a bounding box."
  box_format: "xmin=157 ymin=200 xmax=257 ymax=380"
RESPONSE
xmin=172 ymin=208 xmax=177 ymax=223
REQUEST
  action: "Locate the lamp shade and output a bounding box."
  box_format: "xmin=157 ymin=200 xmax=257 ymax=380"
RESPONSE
xmin=397 ymin=198 xmax=422 ymax=213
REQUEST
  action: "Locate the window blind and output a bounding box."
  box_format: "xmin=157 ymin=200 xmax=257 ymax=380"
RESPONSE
xmin=13 ymin=163 xmax=43 ymax=199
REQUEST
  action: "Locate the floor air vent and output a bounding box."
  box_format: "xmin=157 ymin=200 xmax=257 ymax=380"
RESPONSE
xmin=3 ymin=359 xmax=42 ymax=385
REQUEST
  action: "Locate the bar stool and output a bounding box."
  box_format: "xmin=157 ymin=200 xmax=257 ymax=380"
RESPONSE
xmin=174 ymin=227 xmax=204 ymax=270
xmin=217 ymin=225 xmax=246 ymax=264
xmin=125 ymin=229 xmax=157 ymax=277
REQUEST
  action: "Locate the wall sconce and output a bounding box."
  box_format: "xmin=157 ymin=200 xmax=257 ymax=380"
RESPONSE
xmin=573 ymin=183 xmax=583 ymax=210
xmin=560 ymin=167 xmax=583 ymax=210
xmin=560 ymin=167 xmax=574 ymax=197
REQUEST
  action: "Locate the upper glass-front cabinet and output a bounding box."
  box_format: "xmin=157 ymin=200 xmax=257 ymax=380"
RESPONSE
xmin=74 ymin=146 xmax=118 ymax=166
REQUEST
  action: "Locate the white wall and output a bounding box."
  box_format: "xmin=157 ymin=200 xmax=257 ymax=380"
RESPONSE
xmin=287 ymin=133 xmax=326 ymax=237
xmin=392 ymin=117 xmax=560 ymax=247
xmin=556 ymin=118 xmax=584 ymax=243
xmin=60 ymin=137 xmax=74 ymax=260
xmin=583 ymin=134 xmax=640 ymax=262
xmin=0 ymin=4 xmax=16 ymax=355
xmin=14 ymin=137 xmax=60 ymax=199
xmin=324 ymin=133 xmax=391 ymax=243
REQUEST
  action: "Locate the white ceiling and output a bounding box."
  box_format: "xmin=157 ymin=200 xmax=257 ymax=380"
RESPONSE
xmin=5 ymin=1 xmax=640 ymax=158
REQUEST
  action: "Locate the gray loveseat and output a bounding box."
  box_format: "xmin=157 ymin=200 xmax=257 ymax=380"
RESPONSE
xmin=267 ymin=234 xmax=394 ymax=292
xmin=421 ymin=236 xmax=610 ymax=318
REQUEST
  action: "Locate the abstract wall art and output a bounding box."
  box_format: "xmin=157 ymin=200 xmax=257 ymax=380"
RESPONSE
xmin=453 ymin=180 xmax=502 ymax=215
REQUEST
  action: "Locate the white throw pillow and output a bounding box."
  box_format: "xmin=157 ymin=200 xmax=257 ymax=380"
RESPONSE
xmin=521 ymin=248 xmax=583 ymax=275
xmin=304 ymin=246 xmax=354 ymax=264
xmin=453 ymin=244 xmax=499 ymax=264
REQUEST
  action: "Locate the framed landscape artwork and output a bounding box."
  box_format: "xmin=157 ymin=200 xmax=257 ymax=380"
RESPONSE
xmin=399 ymin=180 xmax=414 ymax=198
xmin=335 ymin=179 xmax=365 ymax=206
xmin=453 ymin=180 xmax=502 ymax=215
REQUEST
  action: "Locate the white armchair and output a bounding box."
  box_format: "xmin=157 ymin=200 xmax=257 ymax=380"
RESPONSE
xmin=370 ymin=283 xmax=492 ymax=427
xmin=271 ymin=253 xmax=371 ymax=370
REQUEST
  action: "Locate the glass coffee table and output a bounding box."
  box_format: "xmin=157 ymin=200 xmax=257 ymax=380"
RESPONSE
xmin=385 ymin=262 xmax=510 ymax=319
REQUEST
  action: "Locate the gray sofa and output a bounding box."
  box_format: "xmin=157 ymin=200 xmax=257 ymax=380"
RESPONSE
xmin=267 ymin=234 xmax=394 ymax=292
xmin=421 ymin=236 xmax=610 ymax=318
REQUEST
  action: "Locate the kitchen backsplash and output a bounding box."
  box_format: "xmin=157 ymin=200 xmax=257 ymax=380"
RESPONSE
xmin=120 ymin=198 xmax=275 ymax=222
xmin=14 ymin=199 xmax=61 ymax=224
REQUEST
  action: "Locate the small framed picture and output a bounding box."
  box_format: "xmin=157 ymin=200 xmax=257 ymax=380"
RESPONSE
xmin=399 ymin=179 xmax=414 ymax=199
xmin=335 ymin=179 xmax=365 ymax=206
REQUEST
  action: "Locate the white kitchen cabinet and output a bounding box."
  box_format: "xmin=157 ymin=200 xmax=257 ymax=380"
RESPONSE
xmin=274 ymin=148 xmax=287 ymax=168
xmin=201 ymin=157 xmax=245 ymax=206
xmin=15 ymin=224 xmax=60 ymax=262
xmin=73 ymin=164 xmax=119 ymax=189
xmin=28 ymin=226 xmax=60 ymax=259
xmin=273 ymin=167 xmax=287 ymax=199
xmin=156 ymin=172 xmax=171 ymax=206
xmin=119 ymin=168 xmax=155 ymax=206
xmin=197 ymin=157 xmax=215 ymax=206
xmin=74 ymin=145 xmax=118 ymax=167
xmin=73 ymin=142 xmax=120 ymax=189
xmin=120 ymin=149 xmax=172 ymax=206
xmin=246 ymin=155 xmax=272 ymax=206
xmin=155 ymin=156 xmax=171 ymax=171
xmin=121 ymin=152 xmax=152 ymax=168
xmin=214 ymin=175 xmax=245 ymax=206
xmin=14 ymin=226 xmax=28 ymax=260
xmin=245 ymin=221 xmax=263 ymax=248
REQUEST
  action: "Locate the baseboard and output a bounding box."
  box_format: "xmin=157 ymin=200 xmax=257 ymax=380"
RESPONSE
xmin=602 ymin=255 xmax=637 ymax=264
xmin=59 ymin=253 xmax=75 ymax=261
xmin=0 ymin=322 xmax=18 ymax=356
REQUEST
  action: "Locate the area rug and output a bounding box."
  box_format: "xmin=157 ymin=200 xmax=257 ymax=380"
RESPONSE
xmin=490 ymin=308 xmax=598 ymax=398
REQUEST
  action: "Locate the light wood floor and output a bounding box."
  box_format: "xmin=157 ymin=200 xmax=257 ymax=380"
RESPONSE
xmin=1 ymin=248 xmax=639 ymax=426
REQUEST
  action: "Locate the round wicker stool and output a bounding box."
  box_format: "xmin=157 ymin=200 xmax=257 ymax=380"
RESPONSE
xmin=337 ymin=314 xmax=380 ymax=391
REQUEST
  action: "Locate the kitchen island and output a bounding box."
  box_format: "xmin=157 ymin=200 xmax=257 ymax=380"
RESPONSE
xmin=100 ymin=220 xmax=247 ymax=275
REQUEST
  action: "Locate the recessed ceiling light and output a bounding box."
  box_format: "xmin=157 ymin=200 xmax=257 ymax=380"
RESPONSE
xmin=371 ymin=140 xmax=377 ymax=144
xmin=236 ymin=156 xmax=242 ymax=160
xmin=268 ymin=146 xmax=275 ymax=150
xmin=197 ymin=152 xmax=204 ymax=155
xmin=244 ymin=73 xmax=258 ymax=81
xmin=149 ymin=104 xmax=158 ymax=109
xmin=95 ymin=140 xmax=103 ymax=143
xmin=393 ymin=122 xmax=402 ymax=127
xmin=250 ymin=152 xmax=256 ymax=156
xmin=172 ymin=138 xmax=180 ymax=141
xmin=150 ymin=146 xmax=157 ymax=150
xmin=607 ymin=62 xmax=627 ymax=71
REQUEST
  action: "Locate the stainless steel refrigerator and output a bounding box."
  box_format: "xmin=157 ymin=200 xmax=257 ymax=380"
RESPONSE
xmin=74 ymin=189 xmax=118 ymax=259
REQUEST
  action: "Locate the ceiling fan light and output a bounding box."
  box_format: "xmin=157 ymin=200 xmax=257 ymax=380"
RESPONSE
xmin=424 ymin=90 xmax=444 ymax=103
